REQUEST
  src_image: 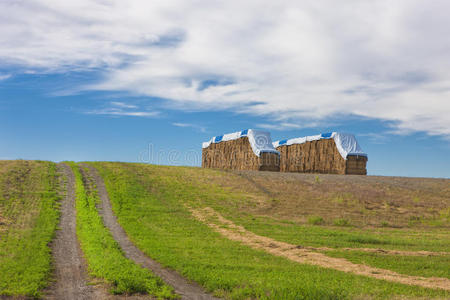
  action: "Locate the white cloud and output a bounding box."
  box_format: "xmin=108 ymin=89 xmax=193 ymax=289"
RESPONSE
xmin=86 ymin=101 xmax=159 ymax=117
xmin=110 ymin=101 xmax=138 ymax=109
xmin=1 ymin=1 xmax=450 ymax=137
xmin=172 ymin=122 xmax=206 ymax=132
xmin=0 ymin=74 xmax=11 ymax=81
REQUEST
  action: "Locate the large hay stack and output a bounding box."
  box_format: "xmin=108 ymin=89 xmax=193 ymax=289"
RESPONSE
xmin=202 ymin=129 xmax=280 ymax=171
xmin=274 ymin=132 xmax=367 ymax=175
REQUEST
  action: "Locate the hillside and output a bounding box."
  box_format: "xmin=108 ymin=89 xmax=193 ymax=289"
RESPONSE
xmin=92 ymin=162 xmax=449 ymax=299
xmin=0 ymin=160 xmax=449 ymax=299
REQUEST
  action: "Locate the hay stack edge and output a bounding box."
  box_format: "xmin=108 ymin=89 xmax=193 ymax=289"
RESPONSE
xmin=202 ymin=129 xmax=280 ymax=171
xmin=273 ymin=132 xmax=368 ymax=175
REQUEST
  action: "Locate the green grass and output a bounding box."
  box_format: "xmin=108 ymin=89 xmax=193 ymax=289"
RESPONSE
xmin=324 ymin=250 xmax=450 ymax=279
xmin=70 ymin=163 xmax=175 ymax=298
xmin=224 ymin=214 xmax=450 ymax=252
xmin=0 ymin=160 xmax=61 ymax=298
xmin=333 ymin=218 xmax=351 ymax=227
xmin=91 ymin=162 xmax=449 ymax=299
xmin=307 ymin=215 xmax=325 ymax=225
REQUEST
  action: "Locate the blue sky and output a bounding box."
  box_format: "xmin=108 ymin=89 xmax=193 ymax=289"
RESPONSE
xmin=1 ymin=1 xmax=449 ymax=178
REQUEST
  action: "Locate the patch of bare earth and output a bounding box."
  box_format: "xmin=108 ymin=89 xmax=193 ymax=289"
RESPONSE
xmin=81 ymin=164 xmax=218 ymax=300
xmin=190 ymin=207 xmax=450 ymax=291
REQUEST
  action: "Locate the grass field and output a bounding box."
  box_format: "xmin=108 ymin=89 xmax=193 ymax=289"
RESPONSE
xmin=70 ymin=163 xmax=176 ymax=298
xmin=91 ymin=162 xmax=449 ymax=299
xmin=0 ymin=160 xmax=60 ymax=297
xmin=1 ymin=160 xmax=448 ymax=299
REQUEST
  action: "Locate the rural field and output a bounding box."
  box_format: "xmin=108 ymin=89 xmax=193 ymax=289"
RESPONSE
xmin=0 ymin=160 xmax=449 ymax=299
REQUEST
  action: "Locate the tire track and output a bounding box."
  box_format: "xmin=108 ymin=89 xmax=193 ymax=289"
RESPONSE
xmin=46 ymin=163 xmax=106 ymax=300
xmin=81 ymin=164 xmax=218 ymax=300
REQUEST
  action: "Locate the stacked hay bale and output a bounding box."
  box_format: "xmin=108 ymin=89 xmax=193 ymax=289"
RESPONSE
xmin=345 ymin=155 xmax=368 ymax=175
xmin=274 ymin=132 xmax=367 ymax=175
xmin=202 ymin=129 xmax=280 ymax=171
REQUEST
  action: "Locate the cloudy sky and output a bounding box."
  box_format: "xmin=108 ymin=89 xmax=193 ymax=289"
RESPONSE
xmin=1 ymin=0 xmax=449 ymax=177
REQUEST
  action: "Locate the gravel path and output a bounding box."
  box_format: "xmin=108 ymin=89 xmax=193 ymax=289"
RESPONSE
xmin=82 ymin=164 xmax=218 ymax=300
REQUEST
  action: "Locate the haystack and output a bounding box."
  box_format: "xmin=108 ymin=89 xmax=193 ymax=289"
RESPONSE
xmin=202 ymin=129 xmax=280 ymax=171
xmin=273 ymin=132 xmax=367 ymax=175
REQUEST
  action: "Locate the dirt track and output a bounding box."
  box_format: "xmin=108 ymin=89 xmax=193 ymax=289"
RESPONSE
xmin=45 ymin=163 xmax=106 ymax=300
xmin=191 ymin=206 xmax=450 ymax=291
xmin=82 ymin=164 xmax=218 ymax=300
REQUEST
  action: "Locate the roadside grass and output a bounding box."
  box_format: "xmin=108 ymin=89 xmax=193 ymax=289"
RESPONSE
xmin=91 ymin=162 xmax=448 ymax=299
xmin=0 ymin=160 xmax=60 ymax=298
xmin=69 ymin=163 xmax=175 ymax=298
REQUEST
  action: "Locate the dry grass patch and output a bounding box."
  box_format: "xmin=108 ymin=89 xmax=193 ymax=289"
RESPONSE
xmin=186 ymin=169 xmax=450 ymax=228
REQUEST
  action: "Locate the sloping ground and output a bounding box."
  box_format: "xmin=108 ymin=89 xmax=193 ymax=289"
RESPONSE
xmin=0 ymin=161 xmax=60 ymax=298
xmin=190 ymin=206 xmax=450 ymax=291
xmin=200 ymin=170 xmax=450 ymax=228
xmin=45 ymin=163 xmax=104 ymax=300
xmin=91 ymin=162 xmax=449 ymax=299
xmin=81 ymin=164 xmax=217 ymax=300
xmin=70 ymin=163 xmax=176 ymax=299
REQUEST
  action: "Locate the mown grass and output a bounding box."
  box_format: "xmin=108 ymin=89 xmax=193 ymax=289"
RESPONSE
xmin=91 ymin=162 xmax=449 ymax=299
xmin=70 ymin=163 xmax=175 ymax=298
xmin=0 ymin=160 xmax=60 ymax=298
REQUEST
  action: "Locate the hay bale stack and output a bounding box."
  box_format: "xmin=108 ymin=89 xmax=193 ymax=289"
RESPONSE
xmin=275 ymin=132 xmax=367 ymax=175
xmin=277 ymin=139 xmax=347 ymax=174
xmin=346 ymin=155 xmax=368 ymax=175
xmin=202 ymin=130 xmax=280 ymax=171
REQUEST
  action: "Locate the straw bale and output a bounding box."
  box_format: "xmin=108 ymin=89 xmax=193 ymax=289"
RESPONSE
xmin=276 ymin=139 xmax=367 ymax=175
xmin=202 ymin=137 xmax=280 ymax=171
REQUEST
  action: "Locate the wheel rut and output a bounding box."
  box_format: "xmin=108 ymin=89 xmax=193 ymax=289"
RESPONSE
xmin=81 ymin=164 xmax=218 ymax=300
xmin=45 ymin=163 xmax=106 ymax=300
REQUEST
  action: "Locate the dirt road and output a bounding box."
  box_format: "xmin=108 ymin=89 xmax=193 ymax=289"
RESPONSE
xmin=82 ymin=164 xmax=218 ymax=300
xmin=45 ymin=163 xmax=105 ymax=300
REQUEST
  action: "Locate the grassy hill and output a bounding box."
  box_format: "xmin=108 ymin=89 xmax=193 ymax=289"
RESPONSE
xmin=0 ymin=160 xmax=448 ymax=299
xmin=91 ymin=162 xmax=449 ymax=299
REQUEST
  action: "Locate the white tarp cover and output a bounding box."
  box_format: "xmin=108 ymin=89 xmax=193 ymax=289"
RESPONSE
xmin=202 ymin=129 xmax=279 ymax=157
xmin=273 ymin=132 xmax=367 ymax=160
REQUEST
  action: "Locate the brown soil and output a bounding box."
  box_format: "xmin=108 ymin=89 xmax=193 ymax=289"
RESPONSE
xmin=45 ymin=163 xmax=108 ymax=300
xmin=190 ymin=206 xmax=450 ymax=291
xmin=81 ymin=164 xmax=218 ymax=300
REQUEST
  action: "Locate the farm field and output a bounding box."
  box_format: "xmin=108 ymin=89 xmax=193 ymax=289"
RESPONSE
xmin=70 ymin=163 xmax=176 ymax=298
xmin=0 ymin=160 xmax=449 ymax=299
xmin=91 ymin=162 xmax=450 ymax=299
xmin=0 ymin=160 xmax=60 ymax=297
